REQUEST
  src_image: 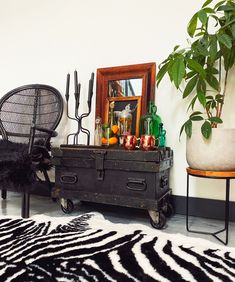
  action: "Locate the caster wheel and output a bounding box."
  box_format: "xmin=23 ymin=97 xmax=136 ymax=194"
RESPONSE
xmin=61 ymin=199 xmax=74 ymax=214
xmin=150 ymin=212 xmax=166 ymax=229
xmin=163 ymin=203 xmax=174 ymax=218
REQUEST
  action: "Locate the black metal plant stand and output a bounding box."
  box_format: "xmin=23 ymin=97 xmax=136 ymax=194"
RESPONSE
xmin=65 ymin=70 xmax=94 ymax=145
xmin=186 ymin=167 xmax=234 ymax=245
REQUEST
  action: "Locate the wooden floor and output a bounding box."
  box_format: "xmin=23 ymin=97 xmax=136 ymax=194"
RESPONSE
xmin=1 ymin=192 xmax=235 ymax=248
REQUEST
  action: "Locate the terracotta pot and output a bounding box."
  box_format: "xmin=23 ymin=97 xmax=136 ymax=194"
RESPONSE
xmin=186 ymin=128 xmax=235 ymax=171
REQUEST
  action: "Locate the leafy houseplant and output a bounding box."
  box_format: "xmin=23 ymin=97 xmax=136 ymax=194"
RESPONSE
xmin=156 ymin=0 xmax=235 ymax=139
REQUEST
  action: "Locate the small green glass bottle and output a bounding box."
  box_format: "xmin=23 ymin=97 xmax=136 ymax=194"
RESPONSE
xmin=159 ymin=123 xmax=166 ymax=147
xmin=139 ymin=101 xmax=162 ymax=144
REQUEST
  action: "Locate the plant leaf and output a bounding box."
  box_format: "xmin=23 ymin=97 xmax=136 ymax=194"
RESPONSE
xmin=173 ymin=45 xmax=180 ymax=51
xmin=156 ymin=62 xmax=170 ymax=87
xmin=220 ymin=19 xmax=235 ymax=30
xmin=206 ymin=100 xmax=212 ymax=111
xmin=217 ymin=4 xmax=235 ymax=11
xmin=159 ymin=56 xmax=171 ymax=66
xmin=191 ymin=116 xmax=204 ymax=121
xmin=195 ymin=31 xmax=206 ymax=37
xmin=198 ymin=9 xmax=208 ymax=25
xmin=207 ymin=66 xmax=218 ymax=74
xmin=217 ymin=33 xmax=232 ymax=49
xmin=209 ymin=116 xmax=223 ymax=123
xmin=229 ymin=1 xmax=235 ymax=8
xmin=201 ymin=121 xmax=212 ymax=138
xmin=206 ymin=74 xmax=220 ymax=90
xmin=190 ymin=111 xmax=203 ymax=117
xmin=197 ymin=91 xmax=207 ymax=107
xmin=220 ymin=45 xmax=234 ymax=71
xmin=171 ymin=57 xmax=185 ymax=88
xmin=187 ymin=13 xmax=198 ymax=37
xmin=193 ymin=40 xmax=209 ymax=56
xmin=183 ymin=76 xmax=198 ymax=98
xmin=210 ymin=14 xmax=219 ymax=22
xmin=203 ymin=7 xmax=215 ymax=13
xmin=197 ymin=78 xmax=206 ymax=93
xmin=232 ymin=23 xmax=235 ymax=39
xmin=212 ymin=100 xmax=217 ymax=108
xmin=179 ymin=122 xmax=186 ymax=138
xmin=185 ymin=120 xmax=192 ymax=138
xmin=214 ymin=0 xmax=226 ymax=10
xmin=209 ymin=35 xmax=218 ymax=61
xmin=187 ymin=95 xmax=197 ymax=112
xmin=202 ymin=0 xmax=213 ymax=8
xmin=187 ymin=59 xmax=206 ymax=78
xmin=228 ymin=45 xmax=235 ymax=68
xmin=186 ymin=71 xmax=197 ymax=79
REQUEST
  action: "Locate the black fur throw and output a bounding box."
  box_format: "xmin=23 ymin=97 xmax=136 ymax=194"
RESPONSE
xmin=0 ymin=139 xmax=52 ymax=189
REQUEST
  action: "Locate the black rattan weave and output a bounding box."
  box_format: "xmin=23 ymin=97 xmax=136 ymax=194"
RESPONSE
xmin=0 ymin=84 xmax=63 ymax=143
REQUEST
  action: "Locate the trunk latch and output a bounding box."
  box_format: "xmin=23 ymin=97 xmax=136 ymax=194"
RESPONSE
xmin=93 ymin=150 xmax=106 ymax=181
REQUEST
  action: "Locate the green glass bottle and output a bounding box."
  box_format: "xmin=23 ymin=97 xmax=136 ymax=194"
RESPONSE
xmin=159 ymin=123 xmax=166 ymax=147
xmin=139 ymin=101 xmax=162 ymax=144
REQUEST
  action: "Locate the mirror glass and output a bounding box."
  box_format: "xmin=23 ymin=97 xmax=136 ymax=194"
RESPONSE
xmin=108 ymin=78 xmax=142 ymax=97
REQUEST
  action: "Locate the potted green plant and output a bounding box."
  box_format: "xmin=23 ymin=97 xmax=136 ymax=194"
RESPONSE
xmin=156 ymin=0 xmax=235 ymax=170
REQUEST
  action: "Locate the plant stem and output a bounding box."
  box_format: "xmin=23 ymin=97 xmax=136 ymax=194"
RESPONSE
xmin=216 ymin=69 xmax=229 ymax=119
xmin=212 ymin=70 xmax=229 ymax=128
xmin=206 ymin=107 xmax=212 ymax=119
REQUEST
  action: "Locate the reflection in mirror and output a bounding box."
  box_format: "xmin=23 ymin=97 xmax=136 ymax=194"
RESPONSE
xmin=108 ymin=78 xmax=142 ymax=97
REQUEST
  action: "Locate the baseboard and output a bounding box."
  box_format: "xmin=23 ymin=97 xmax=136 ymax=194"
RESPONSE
xmin=172 ymin=195 xmax=235 ymax=222
xmin=31 ymin=183 xmax=235 ymax=222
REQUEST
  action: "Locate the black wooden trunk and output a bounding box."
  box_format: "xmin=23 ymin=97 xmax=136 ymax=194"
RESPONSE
xmin=52 ymin=145 xmax=173 ymax=211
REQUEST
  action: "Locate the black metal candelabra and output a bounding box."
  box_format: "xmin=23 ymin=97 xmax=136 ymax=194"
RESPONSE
xmin=65 ymin=70 xmax=94 ymax=145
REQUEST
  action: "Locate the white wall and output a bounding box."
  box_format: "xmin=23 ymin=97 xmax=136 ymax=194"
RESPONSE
xmin=0 ymin=0 xmax=234 ymax=201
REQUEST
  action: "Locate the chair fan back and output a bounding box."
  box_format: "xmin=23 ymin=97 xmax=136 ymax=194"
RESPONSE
xmin=0 ymin=84 xmax=63 ymax=143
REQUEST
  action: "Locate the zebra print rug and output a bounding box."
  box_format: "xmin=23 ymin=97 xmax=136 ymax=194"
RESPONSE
xmin=0 ymin=213 xmax=234 ymax=282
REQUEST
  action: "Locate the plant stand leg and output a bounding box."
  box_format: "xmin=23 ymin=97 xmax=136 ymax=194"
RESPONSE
xmin=21 ymin=192 xmax=30 ymax=218
xmin=186 ymin=172 xmax=230 ymax=245
xmin=1 ymin=190 xmax=7 ymax=199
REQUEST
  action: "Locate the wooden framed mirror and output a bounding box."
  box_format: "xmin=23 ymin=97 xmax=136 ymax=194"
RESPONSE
xmin=95 ymin=62 xmax=156 ymax=137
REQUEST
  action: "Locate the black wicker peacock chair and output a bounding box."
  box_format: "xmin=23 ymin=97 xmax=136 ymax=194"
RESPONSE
xmin=0 ymin=84 xmax=63 ymax=218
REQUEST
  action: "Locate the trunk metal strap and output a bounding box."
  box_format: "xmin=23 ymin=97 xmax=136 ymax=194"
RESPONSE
xmin=93 ymin=150 xmax=106 ymax=181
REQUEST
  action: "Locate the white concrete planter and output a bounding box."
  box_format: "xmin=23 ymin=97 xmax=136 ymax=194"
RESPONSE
xmin=186 ymin=128 xmax=235 ymax=171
